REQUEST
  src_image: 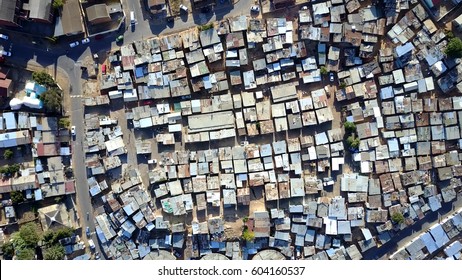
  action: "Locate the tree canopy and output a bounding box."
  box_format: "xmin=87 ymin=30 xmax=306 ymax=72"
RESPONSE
xmin=32 ymin=71 xmax=57 ymax=88
xmin=43 ymin=227 xmax=74 ymax=245
xmin=320 ymin=66 xmax=328 ymax=75
xmin=58 ymin=118 xmax=70 ymax=128
xmin=445 ymin=37 xmax=462 ymax=58
xmin=1 ymin=241 xmax=15 ymax=259
xmin=40 ymin=87 xmax=62 ymax=113
xmin=18 ymin=223 xmax=41 ymax=248
xmin=3 ymin=149 xmax=13 ymax=160
xmin=344 ymin=121 xmax=356 ymax=133
xmin=16 ymin=248 xmax=35 ymax=260
xmin=10 ymin=191 xmax=24 ymax=204
xmin=346 ymin=135 xmax=360 ymax=149
xmin=44 ymin=244 xmax=65 ymax=260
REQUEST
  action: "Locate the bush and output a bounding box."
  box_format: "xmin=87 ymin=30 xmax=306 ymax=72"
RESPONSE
xmin=58 ymin=118 xmax=70 ymax=128
xmin=10 ymin=191 xmax=24 ymax=204
xmin=200 ymin=23 xmax=214 ymax=31
xmin=391 ymin=212 xmax=405 ymax=224
xmin=52 ymin=0 xmax=65 ymax=10
xmin=344 ymin=121 xmax=356 ymax=133
xmin=1 ymin=241 xmax=15 ymax=259
xmin=0 ymin=164 xmax=21 ymax=177
xmin=339 ymin=82 xmax=347 ymax=89
xmin=3 ymin=149 xmax=13 ymax=160
xmin=320 ymin=66 xmax=328 ymax=75
xmin=40 ymin=87 xmax=62 ymax=113
xmin=346 ymin=135 xmax=360 ymax=149
xmin=32 ymin=71 xmax=57 ymax=88
xmin=16 ymin=248 xmax=35 ymax=260
xmin=445 ymin=37 xmax=462 ymax=58
xmin=241 ymin=228 xmax=255 ymax=242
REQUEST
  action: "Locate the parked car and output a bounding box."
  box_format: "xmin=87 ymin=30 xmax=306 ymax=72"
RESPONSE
xmin=1 ymin=50 xmax=11 ymax=56
xmin=250 ymin=5 xmax=260 ymax=13
xmin=71 ymin=126 xmax=76 ymax=136
xmin=115 ymin=35 xmax=124 ymax=43
xmin=81 ymin=38 xmax=90 ymax=44
xmin=69 ymin=41 xmax=79 ymax=48
xmin=329 ymin=72 xmax=335 ymax=82
xmin=0 ymin=34 xmax=8 ymax=40
xmin=88 ymin=239 xmax=95 ymax=250
xmin=85 ymin=227 xmax=90 ymax=237
xmin=180 ymin=4 xmax=188 ymax=12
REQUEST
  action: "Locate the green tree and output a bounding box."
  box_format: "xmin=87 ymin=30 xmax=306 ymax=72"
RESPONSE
xmin=18 ymin=223 xmax=41 ymax=248
xmin=445 ymin=37 xmax=462 ymax=58
xmin=10 ymin=191 xmax=24 ymax=204
xmin=320 ymin=66 xmax=328 ymax=75
xmin=44 ymin=244 xmax=65 ymax=260
xmin=391 ymin=212 xmax=405 ymax=224
xmin=43 ymin=227 xmax=74 ymax=245
xmin=339 ymin=82 xmax=347 ymax=89
xmin=32 ymin=71 xmax=56 ymax=88
xmin=241 ymin=228 xmax=255 ymax=242
xmin=40 ymin=87 xmax=62 ymax=113
xmin=346 ymin=135 xmax=360 ymax=149
xmin=0 ymin=164 xmax=21 ymax=177
xmin=344 ymin=121 xmax=356 ymax=133
xmin=52 ymin=0 xmax=65 ymax=10
xmin=3 ymin=149 xmax=13 ymax=160
xmin=58 ymin=118 xmax=70 ymax=128
xmin=1 ymin=241 xmax=15 ymax=259
xmin=16 ymin=248 xmax=35 ymax=260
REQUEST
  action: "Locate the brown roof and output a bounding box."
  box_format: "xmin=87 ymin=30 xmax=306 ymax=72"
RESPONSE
xmin=62 ymin=0 xmax=84 ymax=35
xmin=148 ymin=0 xmax=166 ymax=6
xmin=86 ymin=4 xmax=110 ymax=23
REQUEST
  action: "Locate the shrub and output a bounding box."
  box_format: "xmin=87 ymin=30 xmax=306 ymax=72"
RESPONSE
xmin=346 ymin=135 xmax=360 ymax=149
xmin=391 ymin=212 xmax=405 ymax=224
xmin=3 ymin=149 xmax=13 ymax=160
xmin=10 ymin=191 xmax=24 ymax=204
xmin=241 ymin=228 xmax=255 ymax=242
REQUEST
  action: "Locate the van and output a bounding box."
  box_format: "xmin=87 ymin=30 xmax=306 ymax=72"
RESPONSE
xmin=130 ymin=11 xmax=135 ymax=24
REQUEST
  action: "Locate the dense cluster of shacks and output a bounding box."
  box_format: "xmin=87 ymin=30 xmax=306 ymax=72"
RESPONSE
xmin=0 ymin=113 xmax=76 ymax=224
xmin=80 ymin=0 xmax=462 ymax=260
xmin=391 ymin=208 xmax=462 ymax=260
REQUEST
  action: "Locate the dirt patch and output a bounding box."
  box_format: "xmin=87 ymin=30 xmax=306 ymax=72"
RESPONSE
xmin=15 ymin=203 xmax=39 ymax=225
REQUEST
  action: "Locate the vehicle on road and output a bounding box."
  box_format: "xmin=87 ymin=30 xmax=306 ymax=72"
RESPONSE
xmin=101 ymin=64 xmax=106 ymax=75
xmin=69 ymin=41 xmax=79 ymax=48
xmin=251 ymin=5 xmax=260 ymax=13
xmin=86 ymin=211 xmax=90 ymax=220
xmin=81 ymin=38 xmax=90 ymax=44
xmin=329 ymin=72 xmax=335 ymax=82
xmin=1 ymin=50 xmax=11 ymax=57
xmin=0 ymin=34 xmax=8 ymax=40
xmin=130 ymin=11 xmax=136 ymax=24
xmin=88 ymin=239 xmax=95 ymax=250
xmin=180 ymin=4 xmax=188 ymax=12
xmin=115 ymin=35 xmax=124 ymax=43
xmin=71 ymin=126 xmax=76 ymax=136
xmin=86 ymin=227 xmax=90 ymax=237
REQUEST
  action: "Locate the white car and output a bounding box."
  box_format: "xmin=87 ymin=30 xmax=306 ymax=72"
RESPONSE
xmin=88 ymin=239 xmax=95 ymax=250
xmin=81 ymin=38 xmax=90 ymax=44
xmin=1 ymin=50 xmax=11 ymax=56
xmin=71 ymin=126 xmax=76 ymax=136
xmin=0 ymin=34 xmax=8 ymax=40
xmin=69 ymin=41 xmax=79 ymax=48
xmin=180 ymin=4 xmax=188 ymax=12
xmin=251 ymin=5 xmax=260 ymax=13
